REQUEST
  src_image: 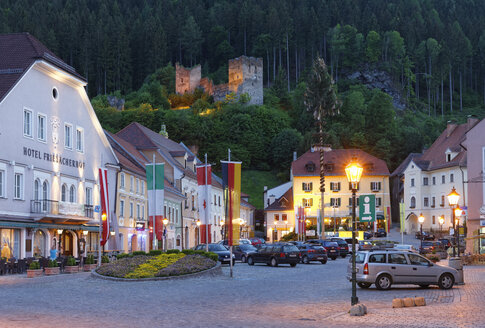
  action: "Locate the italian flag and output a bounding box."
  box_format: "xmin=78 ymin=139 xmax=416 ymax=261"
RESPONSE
xmin=221 ymin=161 xmax=241 ymax=246
xmin=146 ymin=163 xmax=164 ymax=242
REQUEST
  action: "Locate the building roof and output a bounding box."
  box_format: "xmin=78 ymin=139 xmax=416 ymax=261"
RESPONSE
xmin=264 ymin=181 xmax=292 ymax=208
xmin=395 ymin=121 xmax=475 ymax=173
xmin=265 ymin=187 xmax=293 ymax=211
xmin=292 ymin=148 xmax=390 ymax=177
xmin=241 ymin=198 xmax=256 ymax=210
xmin=0 ymin=33 xmax=85 ymax=102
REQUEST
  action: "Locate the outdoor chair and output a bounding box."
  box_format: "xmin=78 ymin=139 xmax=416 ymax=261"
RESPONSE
xmin=0 ymin=259 xmax=6 ymax=275
xmin=16 ymin=259 xmax=26 ymax=274
xmin=7 ymin=258 xmax=16 ymax=274
xmin=40 ymin=257 xmax=49 ymax=270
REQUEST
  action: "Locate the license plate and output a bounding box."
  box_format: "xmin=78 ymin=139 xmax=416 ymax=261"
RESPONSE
xmin=289 ymin=254 xmax=296 ymax=257
xmin=330 ymin=250 xmax=336 ymax=253
xmin=317 ymin=257 xmax=323 ymax=260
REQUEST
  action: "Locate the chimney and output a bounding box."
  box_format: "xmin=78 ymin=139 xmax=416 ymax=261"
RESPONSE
xmin=467 ymin=115 xmax=479 ymax=131
xmin=293 ymin=151 xmax=297 ymax=161
xmin=446 ymin=120 xmax=457 ymax=137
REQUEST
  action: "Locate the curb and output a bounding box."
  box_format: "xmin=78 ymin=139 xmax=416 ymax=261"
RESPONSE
xmin=90 ymin=262 xmax=222 ymax=282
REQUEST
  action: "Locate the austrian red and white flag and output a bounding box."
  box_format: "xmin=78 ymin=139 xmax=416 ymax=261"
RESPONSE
xmin=99 ymin=168 xmax=110 ymax=246
xmin=197 ymin=164 xmax=212 ymax=243
xmin=295 ymin=206 xmax=305 ymax=236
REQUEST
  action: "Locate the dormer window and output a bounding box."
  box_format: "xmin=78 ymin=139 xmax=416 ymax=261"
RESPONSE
xmin=364 ymin=163 xmax=374 ymax=172
xmin=305 ymin=162 xmax=315 ymax=173
xmin=325 ymin=164 xmax=334 ymax=172
xmin=447 ymin=154 xmax=451 ymax=162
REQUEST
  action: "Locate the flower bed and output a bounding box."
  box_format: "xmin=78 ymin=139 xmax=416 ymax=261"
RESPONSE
xmin=96 ymin=252 xmax=218 ymax=279
xmin=462 ymin=254 xmax=485 ymax=265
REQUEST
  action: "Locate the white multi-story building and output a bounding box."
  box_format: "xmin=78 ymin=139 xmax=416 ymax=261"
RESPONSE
xmin=0 ymin=33 xmax=117 ymax=259
xmin=401 ymin=120 xmax=478 ymax=234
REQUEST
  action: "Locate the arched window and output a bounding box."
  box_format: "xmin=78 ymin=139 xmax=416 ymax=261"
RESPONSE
xmin=34 ymin=179 xmax=40 ymax=200
xmin=410 ymin=196 xmax=416 ymax=208
xmin=42 ymin=181 xmax=49 ymax=211
xmin=61 ymin=184 xmax=67 ymax=202
xmin=69 ymin=185 xmax=76 ymax=203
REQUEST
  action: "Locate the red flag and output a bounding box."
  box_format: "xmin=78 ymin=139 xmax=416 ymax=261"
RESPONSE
xmin=99 ymin=168 xmax=110 ymax=246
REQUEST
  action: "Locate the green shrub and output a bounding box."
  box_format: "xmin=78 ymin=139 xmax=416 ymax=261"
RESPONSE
xmin=149 ymin=250 xmax=163 ymax=256
xmin=182 ymin=249 xmax=195 ymax=255
xmin=117 ymin=253 xmax=132 ymax=259
xmin=133 ymin=251 xmax=147 ymax=256
xmin=194 ymin=250 xmax=206 ymax=255
xmin=48 ymin=259 xmax=58 ymax=267
xmin=29 ymin=261 xmax=40 ymax=270
xmin=66 ymin=256 xmax=76 ymax=266
xmin=204 ymin=252 xmax=219 ymax=262
xmin=85 ymin=255 xmax=95 ymax=264
xmin=166 ymin=249 xmax=180 ymax=254
xmin=101 ymin=255 xmax=110 ymax=264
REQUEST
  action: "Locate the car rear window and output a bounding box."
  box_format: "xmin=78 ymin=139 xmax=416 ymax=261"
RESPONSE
xmin=354 ymin=252 xmax=366 ymax=263
xmin=311 ymin=246 xmax=324 ymax=250
xmin=283 ymin=245 xmax=299 ymax=252
xmin=325 ymin=241 xmax=339 ymax=247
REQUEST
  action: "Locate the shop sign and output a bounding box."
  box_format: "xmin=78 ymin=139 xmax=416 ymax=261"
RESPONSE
xmin=136 ymin=222 xmax=145 ymax=231
xmin=306 ymin=230 xmax=316 ymax=236
xmin=480 ymin=219 xmax=485 ymax=227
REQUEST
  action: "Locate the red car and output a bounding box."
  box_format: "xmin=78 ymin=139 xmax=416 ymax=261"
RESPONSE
xmin=249 ymin=237 xmax=265 ymax=248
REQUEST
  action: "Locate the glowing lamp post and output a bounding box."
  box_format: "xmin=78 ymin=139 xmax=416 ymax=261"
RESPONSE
xmin=345 ymin=159 xmax=363 ymax=306
xmin=438 ymin=216 xmax=444 ymax=235
xmin=454 ymin=207 xmax=463 ymax=256
xmin=447 ymin=187 xmax=460 ymax=257
xmin=163 ymin=218 xmax=169 ymax=251
xmin=196 ymin=219 xmax=201 ymax=245
xmin=418 ymin=213 xmax=425 ymax=251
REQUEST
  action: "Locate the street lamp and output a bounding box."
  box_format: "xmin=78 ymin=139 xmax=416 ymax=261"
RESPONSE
xmin=447 ymin=187 xmax=460 ymax=257
xmin=418 ymin=213 xmax=425 ymax=252
xmin=196 ymin=219 xmax=201 ymax=245
xmin=345 ymin=159 xmax=363 ymax=306
xmin=438 ymin=216 xmax=444 ymax=235
xmin=454 ymin=207 xmax=463 ymax=256
xmin=163 ymin=218 xmax=169 ymax=251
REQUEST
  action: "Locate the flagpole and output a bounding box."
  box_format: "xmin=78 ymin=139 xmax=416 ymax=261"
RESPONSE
xmin=228 ymin=149 xmax=233 ymax=278
xmin=152 ymin=154 xmax=157 ymax=250
xmin=205 ymin=153 xmax=209 ymax=252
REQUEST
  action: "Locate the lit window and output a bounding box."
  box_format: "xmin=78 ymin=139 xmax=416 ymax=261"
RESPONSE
xmin=64 ymin=124 xmax=73 ymax=149
xmin=274 ymin=214 xmax=279 ymax=221
xmin=37 ymin=114 xmax=46 ymax=141
xmin=76 ymin=127 xmax=84 ymax=152
xmin=24 ymin=109 xmax=33 ymax=137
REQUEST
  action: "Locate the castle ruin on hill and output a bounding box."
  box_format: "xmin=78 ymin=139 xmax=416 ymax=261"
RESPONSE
xmin=175 ymin=56 xmax=263 ymax=105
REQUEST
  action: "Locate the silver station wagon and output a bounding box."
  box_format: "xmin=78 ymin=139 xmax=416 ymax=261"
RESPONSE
xmin=346 ymin=250 xmax=458 ymax=290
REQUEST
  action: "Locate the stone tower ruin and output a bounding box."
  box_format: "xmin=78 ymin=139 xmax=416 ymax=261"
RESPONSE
xmin=175 ymin=56 xmax=263 ymax=105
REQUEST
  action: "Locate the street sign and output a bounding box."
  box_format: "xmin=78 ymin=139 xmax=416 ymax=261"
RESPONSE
xmin=94 ymin=205 xmax=100 ymax=213
xmin=359 ymin=195 xmax=375 ymax=222
xmin=480 ymin=219 xmax=485 ymax=227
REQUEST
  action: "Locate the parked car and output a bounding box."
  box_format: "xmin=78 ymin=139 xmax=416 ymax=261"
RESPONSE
xmin=218 ymin=239 xmax=251 ymax=246
xmin=306 ymin=240 xmax=339 ymax=260
xmin=289 ymin=241 xmax=306 ymax=247
xmin=347 ymin=250 xmax=458 ymax=290
xmin=195 ymin=244 xmax=235 ymax=265
xmin=247 ymin=244 xmax=300 ymax=267
xmin=249 ymin=237 xmax=265 ymax=248
xmin=358 ymin=240 xmax=376 ymax=251
xmin=393 ymin=244 xmax=417 ymax=253
xmin=438 ymin=238 xmax=452 ymax=250
xmin=364 ymin=231 xmax=373 ymax=240
xmin=343 ymin=238 xmax=359 ymax=253
xmin=295 ymin=244 xmax=328 ymax=264
xmin=374 ymin=228 xmax=387 ymax=238
xmin=329 ymin=238 xmax=349 ymax=258
xmin=233 ymin=244 xmax=258 ymax=263
xmin=419 ymin=241 xmax=447 ymax=259
xmin=415 ymin=231 xmax=435 ymax=240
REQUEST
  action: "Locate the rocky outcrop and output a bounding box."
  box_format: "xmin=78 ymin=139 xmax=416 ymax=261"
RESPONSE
xmin=346 ymin=68 xmax=406 ymax=110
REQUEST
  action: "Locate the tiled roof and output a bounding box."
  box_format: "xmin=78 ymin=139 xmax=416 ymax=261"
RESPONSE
xmin=391 ymin=153 xmax=422 ymax=176
xmin=241 ymin=199 xmax=256 ymax=209
xmin=292 ymin=149 xmax=389 ymax=177
xmin=0 ymin=33 xmax=84 ymax=102
xmin=265 ymin=187 xmax=293 ymax=211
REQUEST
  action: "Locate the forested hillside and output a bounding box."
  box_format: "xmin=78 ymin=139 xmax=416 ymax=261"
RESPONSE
xmin=2 ymin=0 xmax=485 ymax=178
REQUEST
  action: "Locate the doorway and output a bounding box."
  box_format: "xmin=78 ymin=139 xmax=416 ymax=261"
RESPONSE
xmin=62 ymin=231 xmax=73 ymax=256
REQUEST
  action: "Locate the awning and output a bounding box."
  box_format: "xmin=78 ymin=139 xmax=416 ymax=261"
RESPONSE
xmin=0 ymin=220 xmax=99 ymax=232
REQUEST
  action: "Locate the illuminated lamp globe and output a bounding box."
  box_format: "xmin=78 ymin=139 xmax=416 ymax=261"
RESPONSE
xmin=345 ymin=160 xmax=363 ymax=184
xmin=438 ymin=216 xmax=444 ymax=225
xmin=163 ymin=218 xmax=169 ymax=225
xmin=454 ymin=207 xmax=463 ymax=217
xmin=447 ymin=187 xmax=460 ymax=207
xmin=196 ymin=219 xmax=201 ymax=226
xmin=418 ymin=213 xmax=425 ymax=224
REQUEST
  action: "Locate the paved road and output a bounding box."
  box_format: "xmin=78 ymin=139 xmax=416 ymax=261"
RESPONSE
xmin=1 ymin=253 xmax=484 ymax=328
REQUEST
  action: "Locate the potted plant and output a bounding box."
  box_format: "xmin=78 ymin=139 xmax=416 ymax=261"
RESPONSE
xmin=64 ymin=256 xmax=79 ymax=273
xmin=427 ymin=254 xmax=440 ymax=263
xmin=44 ymin=259 xmax=60 ymax=275
xmin=83 ymin=255 xmax=97 ymax=271
xmin=27 ymin=261 xmax=42 ymax=278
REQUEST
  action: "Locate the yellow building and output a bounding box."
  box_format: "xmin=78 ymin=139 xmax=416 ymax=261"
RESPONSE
xmin=292 ymin=148 xmax=391 ymax=237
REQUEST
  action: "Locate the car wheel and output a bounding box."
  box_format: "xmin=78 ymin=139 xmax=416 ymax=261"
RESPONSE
xmin=241 ymin=255 xmax=246 ymax=263
xmin=320 ymin=259 xmax=327 ymax=264
xmin=331 ymin=256 xmax=337 ymax=261
xmin=290 ymin=263 xmax=297 ymax=267
xmin=419 ymin=284 xmax=430 ymax=288
xmin=247 ymin=256 xmax=254 ymax=266
xmin=302 ymin=256 xmax=309 ymax=264
xmin=270 ymin=257 xmax=278 ymax=267
xmin=357 ymin=282 xmax=372 ymax=289
xmin=375 ymin=274 xmax=392 ymax=290
xmin=438 ymin=273 xmax=454 ymax=289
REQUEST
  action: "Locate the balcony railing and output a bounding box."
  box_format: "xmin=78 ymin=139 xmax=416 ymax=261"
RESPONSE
xmin=31 ymin=199 xmax=94 ymax=218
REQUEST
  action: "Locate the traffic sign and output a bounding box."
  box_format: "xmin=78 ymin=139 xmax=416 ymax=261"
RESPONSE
xmin=94 ymin=205 xmax=100 ymax=213
xmin=359 ymin=195 xmax=375 ymax=222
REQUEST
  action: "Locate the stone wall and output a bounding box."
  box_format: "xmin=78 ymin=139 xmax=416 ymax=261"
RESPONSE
xmin=175 ymin=64 xmax=201 ymax=95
